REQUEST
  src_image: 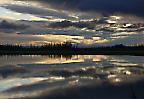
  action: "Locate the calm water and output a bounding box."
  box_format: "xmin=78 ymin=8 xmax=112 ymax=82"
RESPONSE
xmin=0 ymin=55 xmax=144 ymax=99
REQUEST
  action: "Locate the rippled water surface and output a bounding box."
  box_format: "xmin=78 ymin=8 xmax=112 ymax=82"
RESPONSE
xmin=0 ymin=55 xmax=144 ymax=99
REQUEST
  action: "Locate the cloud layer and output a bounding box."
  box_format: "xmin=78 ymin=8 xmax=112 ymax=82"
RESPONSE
xmin=0 ymin=20 xmax=29 ymax=29
xmin=0 ymin=0 xmax=143 ymax=46
xmin=38 ymin=0 xmax=144 ymax=16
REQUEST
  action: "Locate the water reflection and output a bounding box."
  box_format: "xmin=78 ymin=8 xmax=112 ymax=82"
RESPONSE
xmin=0 ymin=55 xmax=144 ymax=98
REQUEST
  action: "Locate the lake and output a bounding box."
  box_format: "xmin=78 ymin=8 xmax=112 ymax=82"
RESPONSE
xmin=0 ymin=55 xmax=144 ymax=99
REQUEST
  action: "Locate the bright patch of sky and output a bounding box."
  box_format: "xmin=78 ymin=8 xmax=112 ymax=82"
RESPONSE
xmin=0 ymin=0 xmax=48 ymax=21
xmin=0 ymin=7 xmax=47 ymax=21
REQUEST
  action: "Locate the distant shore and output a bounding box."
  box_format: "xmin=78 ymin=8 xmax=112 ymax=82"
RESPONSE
xmin=0 ymin=49 xmax=144 ymax=56
xmin=0 ymin=43 xmax=144 ymax=56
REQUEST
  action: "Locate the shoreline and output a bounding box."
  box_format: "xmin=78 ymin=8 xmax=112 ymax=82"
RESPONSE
xmin=0 ymin=50 xmax=144 ymax=56
xmin=0 ymin=44 xmax=144 ymax=56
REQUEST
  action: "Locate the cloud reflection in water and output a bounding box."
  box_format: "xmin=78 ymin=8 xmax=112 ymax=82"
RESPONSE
xmin=0 ymin=55 xmax=144 ymax=98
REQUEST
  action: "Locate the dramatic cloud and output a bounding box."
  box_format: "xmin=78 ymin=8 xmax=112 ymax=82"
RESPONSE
xmin=0 ymin=20 xmax=29 ymax=29
xmin=0 ymin=0 xmax=143 ymax=46
xmin=36 ymin=0 xmax=144 ymax=16
xmin=48 ymin=20 xmax=97 ymax=29
xmin=2 ymin=4 xmax=75 ymax=20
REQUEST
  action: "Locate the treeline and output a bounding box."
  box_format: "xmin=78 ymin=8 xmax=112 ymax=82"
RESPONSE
xmin=0 ymin=43 xmax=144 ymax=55
xmin=0 ymin=42 xmax=73 ymax=55
xmin=92 ymin=44 xmax=144 ymax=50
xmin=0 ymin=42 xmax=72 ymax=51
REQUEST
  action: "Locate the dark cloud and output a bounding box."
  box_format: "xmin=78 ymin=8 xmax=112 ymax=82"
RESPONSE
xmin=0 ymin=20 xmax=29 ymax=29
xmin=37 ymin=0 xmax=144 ymax=16
xmin=48 ymin=18 xmax=109 ymax=29
xmin=43 ymin=0 xmax=79 ymax=10
xmin=2 ymin=5 xmax=74 ymax=20
xmin=48 ymin=20 xmax=96 ymax=29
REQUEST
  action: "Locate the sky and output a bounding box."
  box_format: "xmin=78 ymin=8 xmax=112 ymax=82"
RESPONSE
xmin=0 ymin=0 xmax=144 ymax=46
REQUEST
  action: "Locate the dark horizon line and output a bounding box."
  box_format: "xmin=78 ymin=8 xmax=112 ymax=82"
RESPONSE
xmin=0 ymin=43 xmax=144 ymax=56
